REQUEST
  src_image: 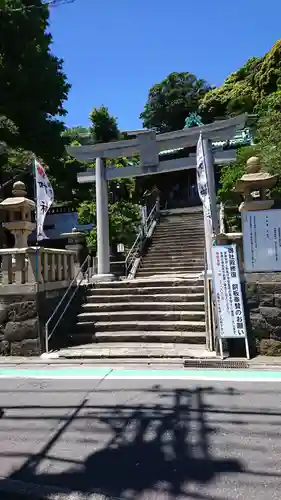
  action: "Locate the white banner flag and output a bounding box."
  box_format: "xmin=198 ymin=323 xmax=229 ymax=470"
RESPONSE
xmin=34 ymin=159 xmax=54 ymax=241
xmin=196 ymin=133 xmax=211 ymax=220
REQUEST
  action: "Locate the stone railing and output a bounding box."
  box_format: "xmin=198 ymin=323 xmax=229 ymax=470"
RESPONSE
xmin=0 ymin=247 xmax=75 ymax=286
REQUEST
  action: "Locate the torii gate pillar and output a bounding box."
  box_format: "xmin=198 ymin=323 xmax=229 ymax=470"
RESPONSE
xmin=95 ymin=157 xmax=113 ymax=280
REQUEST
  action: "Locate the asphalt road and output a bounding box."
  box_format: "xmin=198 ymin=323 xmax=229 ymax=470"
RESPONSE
xmin=0 ymin=375 xmax=281 ymax=499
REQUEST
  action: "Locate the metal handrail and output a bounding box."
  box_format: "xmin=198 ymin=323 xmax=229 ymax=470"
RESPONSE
xmin=146 ymin=202 xmax=157 ymax=227
xmin=45 ymin=254 xmax=91 ymax=354
xmin=124 ymin=230 xmax=142 ymax=276
xmin=124 ymin=202 xmax=157 ymax=277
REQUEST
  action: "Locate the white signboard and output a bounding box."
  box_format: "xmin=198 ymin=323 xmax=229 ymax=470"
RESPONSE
xmin=242 ymin=210 xmax=281 ymax=272
xmin=211 ymin=245 xmax=247 ymax=339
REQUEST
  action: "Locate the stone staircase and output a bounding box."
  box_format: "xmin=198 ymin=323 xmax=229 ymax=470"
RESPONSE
xmin=51 ymin=208 xmax=211 ymax=360
xmin=137 ymin=209 xmax=205 ymax=277
xmin=56 ymin=276 xmax=208 ymax=359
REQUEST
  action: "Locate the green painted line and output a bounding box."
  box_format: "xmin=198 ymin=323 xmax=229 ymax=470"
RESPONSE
xmin=108 ymin=368 xmax=281 ymax=380
xmin=0 ymin=367 xmax=110 ymax=379
xmin=0 ymin=366 xmax=281 ymax=381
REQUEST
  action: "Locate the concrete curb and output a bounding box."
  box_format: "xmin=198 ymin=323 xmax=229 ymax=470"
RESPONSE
xmin=0 ymin=356 xmax=281 ymax=370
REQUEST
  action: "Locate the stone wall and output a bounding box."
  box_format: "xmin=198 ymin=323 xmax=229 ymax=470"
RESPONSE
xmin=38 ymin=285 xmax=87 ymax=351
xmin=0 ymin=284 xmax=87 ymax=356
xmin=245 ymin=273 xmax=281 ymax=356
xmin=0 ymin=294 xmax=39 ymax=356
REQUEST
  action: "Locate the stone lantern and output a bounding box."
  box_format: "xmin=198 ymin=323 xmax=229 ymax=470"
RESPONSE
xmin=0 ymin=181 xmax=35 ymax=248
xmin=234 ymin=156 xmax=278 ymax=212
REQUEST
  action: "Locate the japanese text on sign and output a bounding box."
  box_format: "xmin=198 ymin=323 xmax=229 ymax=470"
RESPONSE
xmin=242 ymin=210 xmax=281 ymax=272
xmin=211 ymin=244 xmax=247 ymax=339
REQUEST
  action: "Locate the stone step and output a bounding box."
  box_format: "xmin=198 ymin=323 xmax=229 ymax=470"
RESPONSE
xmin=94 ymin=277 xmax=204 ymax=288
xmin=157 ymin=221 xmax=203 ymax=225
xmin=88 ymin=284 xmax=204 ymax=295
xmin=151 ymin=239 xmax=205 ymax=245
xmin=148 ymin=240 xmax=205 ymax=250
xmin=153 ymin=231 xmax=205 ymax=239
xmin=150 ymin=238 xmax=205 ymax=244
xmin=156 ymin=229 xmax=203 ymax=235
xmin=152 ymin=237 xmax=204 ymax=243
xmin=55 ymin=342 xmax=209 ymax=359
xmin=142 ymin=256 xmax=205 ymax=265
xmin=159 ymin=217 xmax=203 ymax=223
xmin=148 ymin=245 xmax=205 ymax=252
xmin=82 ymin=301 xmax=205 ymax=312
xmin=155 ymin=223 xmax=204 ymax=229
xmin=153 ymin=234 xmax=205 ymax=239
xmin=137 ymin=269 xmax=203 ymax=277
xmin=137 ymin=270 xmax=204 ymax=277
xmin=145 ymin=249 xmax=204 ymax=257
xmin=69 ymin=330 xmax=206 ymax=344
xmin=157 ymin=224 xmax=204 ymax=231
xmin=138 ymin=264 xmax=204 ymax=272
xmin=86 ymin=292 xmax=205 ymax=303
xmin=151 ymin=242 xmax=205 ymax=249
xmin=147 ymin=250 xmax=204 ymax=257
xmin=76 ymin=320 xmax=206 ymax=333
xmin=77 ymin=310 xmax=206 ymax=323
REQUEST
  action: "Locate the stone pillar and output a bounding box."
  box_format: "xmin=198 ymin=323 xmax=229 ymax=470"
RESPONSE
xmin=61 ymin=228 xmax=88 ymax=277
xmin=95 ymin=157 xmax=113 ymax=280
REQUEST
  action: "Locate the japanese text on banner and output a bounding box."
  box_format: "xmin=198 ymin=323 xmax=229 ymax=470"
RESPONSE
xmin=34 ymin=159 xmax=54 ymax=241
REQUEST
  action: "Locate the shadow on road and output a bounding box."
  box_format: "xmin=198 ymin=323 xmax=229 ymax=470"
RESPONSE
xmin=0 ymin=385 xmax=246 ymax=500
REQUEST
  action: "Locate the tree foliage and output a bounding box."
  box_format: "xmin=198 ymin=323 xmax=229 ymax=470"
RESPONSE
xmin=73 ymin=106 xmax=141 ymax=253
xmin=140 ymin=72 xmax=212 ymax=132
xmin=90 ymin=105 xmax=120 ymax=143
xmin=0 ymin=115 xmax=34 ymax=197
xmin=78 ymin=200 xmax=141 ymax=254
xmin=200 ymin=40 xmax=281 ymax=120
xmin=254 ymin=97 xmax=281 ymax=197
xmin=0 ymin=0 xmax=70 ymax=169
xmin=218 ymin=145 xmax=258 ymax=203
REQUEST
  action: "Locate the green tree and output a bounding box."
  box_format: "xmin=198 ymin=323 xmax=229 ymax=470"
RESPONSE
xmin=62 ymin=126 xmax=92 ymax=146
xmin=0 ymin=0 xmax=70 ymax=166
xmin=199 ymin=40 xmax=281 ymax=120
xmin=218 ymin=145 xmax=258 ymax=203
xmin=75 ymin=106 xmax=141 ymax=253
xmin=0 ymin=115 xmax=34 ymax=196
xmin=255 ymin=96 xmax=281 ymax=197
xmin=78 ymin=200 xmax=141 ymax=254
xmin=90 ymin=105 xmax=120 ymax=143
xmin=140 ymin=72 xmax=213 ymax=132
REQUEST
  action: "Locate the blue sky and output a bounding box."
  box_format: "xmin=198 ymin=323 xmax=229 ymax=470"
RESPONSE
xmin=50 ymin=0 xmax=281 ymax=131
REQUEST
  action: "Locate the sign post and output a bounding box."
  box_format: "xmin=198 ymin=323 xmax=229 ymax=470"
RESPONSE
xmin=211 ymin=244 xmax=249 ymax=359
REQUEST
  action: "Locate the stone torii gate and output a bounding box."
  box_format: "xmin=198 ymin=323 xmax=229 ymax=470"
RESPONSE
xmin=67 ymin=114 xmax=247 ymax=280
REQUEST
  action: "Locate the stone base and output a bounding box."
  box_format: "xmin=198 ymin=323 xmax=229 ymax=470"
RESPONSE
xmin=245 ymin=274 xmax=281 ymax=356
xmin=0 ymin=296 xmax=39 ymax=356
xmin=0 ymin=283 xmax=87 ymax=356
xmin=260 ymin=339 xmax=281 ymax=356
xmin=239 ymin=200 xmax=274 ymax=212
xmin=90 ymin=273 xmax=115 ymax=283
